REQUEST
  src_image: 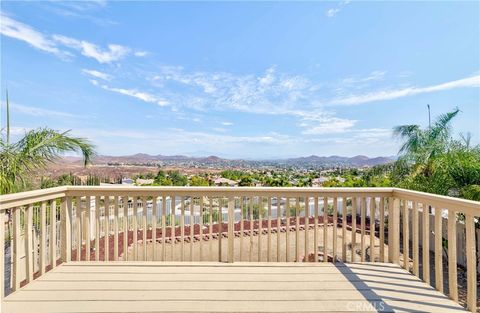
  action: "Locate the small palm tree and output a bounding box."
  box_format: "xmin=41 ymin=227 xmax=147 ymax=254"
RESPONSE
xmin=1 ymin=92 xmax=95 ymax=194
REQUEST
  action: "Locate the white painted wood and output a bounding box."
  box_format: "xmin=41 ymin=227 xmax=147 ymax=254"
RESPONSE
xmin=379 ymin=197 xmax=385 ymax=263
xmin=333 ymin=197 xmax=338 ymax=262
xmin=3 ymin=262 xmax=467 ymax=313
xmin=60 ymin=197 xmax=71 ymax=263
xmin=113 ymin=196 xmax=119 ymax=261
xmin=12 ymin=207 xmax=21 ymax=291
xmin=49 ymin=200 xmax=57 ymax=268
xmin=360 ymin=197 xmax=366 ymax=262
xmin=25 ymin=204 xmax=33 ymax=282
xmin=412 ymin=201 xmax=419 ymax=277
xmin=40 ymin=202 xmax=47 ymax=275
xmin=434 ymin=206 xmax=443 ymax=292
xmin=341 ymin=197 xmax=347 ymax=262
xmin=447 ymin=209 xmax=457 ymax=302
xmin=465 ymin=214 xmax=476 ymax=312
xmin=422 ymin=203 xmax=430 ymax=284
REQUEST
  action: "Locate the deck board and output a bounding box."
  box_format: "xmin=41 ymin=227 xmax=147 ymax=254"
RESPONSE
xmin=3 ymin=262 xmax=466 ymax=313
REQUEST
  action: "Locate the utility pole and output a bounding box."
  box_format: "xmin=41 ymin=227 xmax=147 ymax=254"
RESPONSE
xmin=427 ymin=104 xmax=431 ymax=128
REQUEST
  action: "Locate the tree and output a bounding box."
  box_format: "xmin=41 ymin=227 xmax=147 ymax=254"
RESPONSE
xmin=190 ymin=175 xmax=209 ymax=186
xmin=393 ymin=107 xmax=459 ymax=177
xmin=1 ymin=92 xmax=95 ymax=194
xmin=168 ymin=171 xmax=188 ymax=186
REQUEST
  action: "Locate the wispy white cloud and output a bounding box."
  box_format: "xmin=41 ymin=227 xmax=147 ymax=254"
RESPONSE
xmin=90 ymin=80 xmax=169 ymax=106
xmin=1 ymin=14 xmax=145 ymax=63
xmin=342 ymin=70 xmax=386 ymax=84
xmin=328 ymin=75 xmax=480 ymax=106
xmin=0 ymin=13 xmax=68 ymax=57
xmin=9 ymin=102 xmax=76 ymax=118
xmin=326 ymin=1 xmax=350 ymax=18
xmin=301 ymin=118 xmax=357 ymax=135
xmin=53 ymin=34 xmax=130 ymax=63
xmin=82 ymin=69 xmax=112 ymax=81
xmin=134 ymin=51 xmax=148 ymax=57
xmin=221 ymin=121 xmax=233 ymax=126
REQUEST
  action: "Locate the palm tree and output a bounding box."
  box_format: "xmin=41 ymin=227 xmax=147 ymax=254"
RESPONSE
xmin=1 ymin=92 xmax=95 ymax=194
xmin=393 ymin=107 xmax=460 ymax=175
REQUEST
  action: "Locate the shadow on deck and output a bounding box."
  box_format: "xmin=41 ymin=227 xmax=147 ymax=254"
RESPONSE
xmin=2 ymin=262 xmax=466 ymax=312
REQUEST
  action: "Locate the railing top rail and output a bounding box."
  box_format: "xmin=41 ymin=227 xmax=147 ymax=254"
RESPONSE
xmin=0 ymin=186 xmax=67 ymax=210
xmin=64 ymin=186 xmax=394 ymax=198
xmin=0 ymin=186 xmax=478 ymax=214
xmin=393 ymin=188 xmax=480 ymax=215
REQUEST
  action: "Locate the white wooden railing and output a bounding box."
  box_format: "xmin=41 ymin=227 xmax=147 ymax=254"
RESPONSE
xmin=0 ymin=186 xmax=478 ymax=311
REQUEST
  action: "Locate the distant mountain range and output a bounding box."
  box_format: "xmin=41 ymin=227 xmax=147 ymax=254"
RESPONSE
xmin=61 ymin=153 xmax=395 ymax=168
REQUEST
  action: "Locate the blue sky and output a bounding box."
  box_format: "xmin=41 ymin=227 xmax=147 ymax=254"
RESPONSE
xmin=1 ymin=1 xmax=479 ymax=159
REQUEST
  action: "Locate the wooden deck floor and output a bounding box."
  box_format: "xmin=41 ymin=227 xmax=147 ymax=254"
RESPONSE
xmin=3 ymin=262 xmax=466 ymax=313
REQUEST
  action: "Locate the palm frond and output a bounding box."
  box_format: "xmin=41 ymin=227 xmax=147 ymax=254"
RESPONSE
xmin=393 ymin=124 xmax=423 ymax=155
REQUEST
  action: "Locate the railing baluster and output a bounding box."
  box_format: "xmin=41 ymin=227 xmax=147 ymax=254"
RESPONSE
xmin=133 ymin=196 xmax=138 ymax=261
xmin=171 ymin=195 xmax=175 ymax=261
xmin=85 ymin=196 xmax=91 ymax=262
xmin=95 ymin=196 xmax=100 ymax=261
xmin=422 ymin=202 xmax=430 ymax=284
xmin=0 ymin=209 xmax=4 ymax=300
xmin=369 ymin=197 xmax=375 ymax=262
xmin=12 ymin=207 xmax=21 ymax=291
xmin=276 ymin=195 xmax=281 ymax=262
xmin=142 ymin=196 xmax=147 ymax=261
xmin=258 ymin=196 xmax=263 ymax=262
xmin=249 ymin=196 xmax=254 ymax=262
xmin=379 ymin=197 xmax=385 ymax=262
xmin=228 ymin=196 xmax=234 ymax=263
xmin=341 ymin=197 xmax=347 ymax=262
xmin=295 ymin=197 xmax=300 ymax=262
xmin=25 ymin=204 xmax=33 ymax=282
xmin=151 ymin=196 xmax=156 ymax=261
xmin=76 ymin=197 xmax=81 ymax=261
xmin=199 ymin=196 xmax=203 ymax=261
xmin=161 ymin=195 xmax=166 ymax=261
xmin=333 ymin=197 xmax=338 ymax=262
xmin=123 ymin=196 xmax=128 ymax=261
xmin=267 ymin=196 xmax=272 ymax=262
xmin=323 ymin=196 xmax=328 ymax=263
xmin=360 ymin=197 xmax=366 ymax=262
xmin=50 ymin=200 xmax=57 ymax=268
xmin=240 ymin=196 xmax=244 ymax=261
xmin=105 ymin=196 xmax=110 ymax=262
xmin=403 ymin=199 xmax=409 ymax=270
xmin=351 ymin=197 xmax=357 ymax=262
xmin=447 ymin=209 xmax=457 ymax=302
xmin=434 ymin=206 xmax=443 ymax=292
xmin=190 ymin=196 xmax=194 ymax=261
xmin=285 ymin=197 xmax=290 ymax=262
xmin=113 ymin=196 xmax=119 ymax=261
xmin=314 ymin=196 xmax=319 ymax=262
xmin=61 ymin=197 xmax=72 ymax=263
xmin=218 ymin=197 xmax=223 ymax=262
xmin=412 ymin=201 xmax=419 ymax=276
xmin=208 ymin=197 xmax=213 ymax=261
xmin=465 ymin=213 xmax=476 ymax=312
xmin=304 ymin=196 xmax=309 ymax=262
xmin=40 ymin=202 xmax=47 ymax=274
xmin=180 ymin=196 xmax=185 ymax=262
